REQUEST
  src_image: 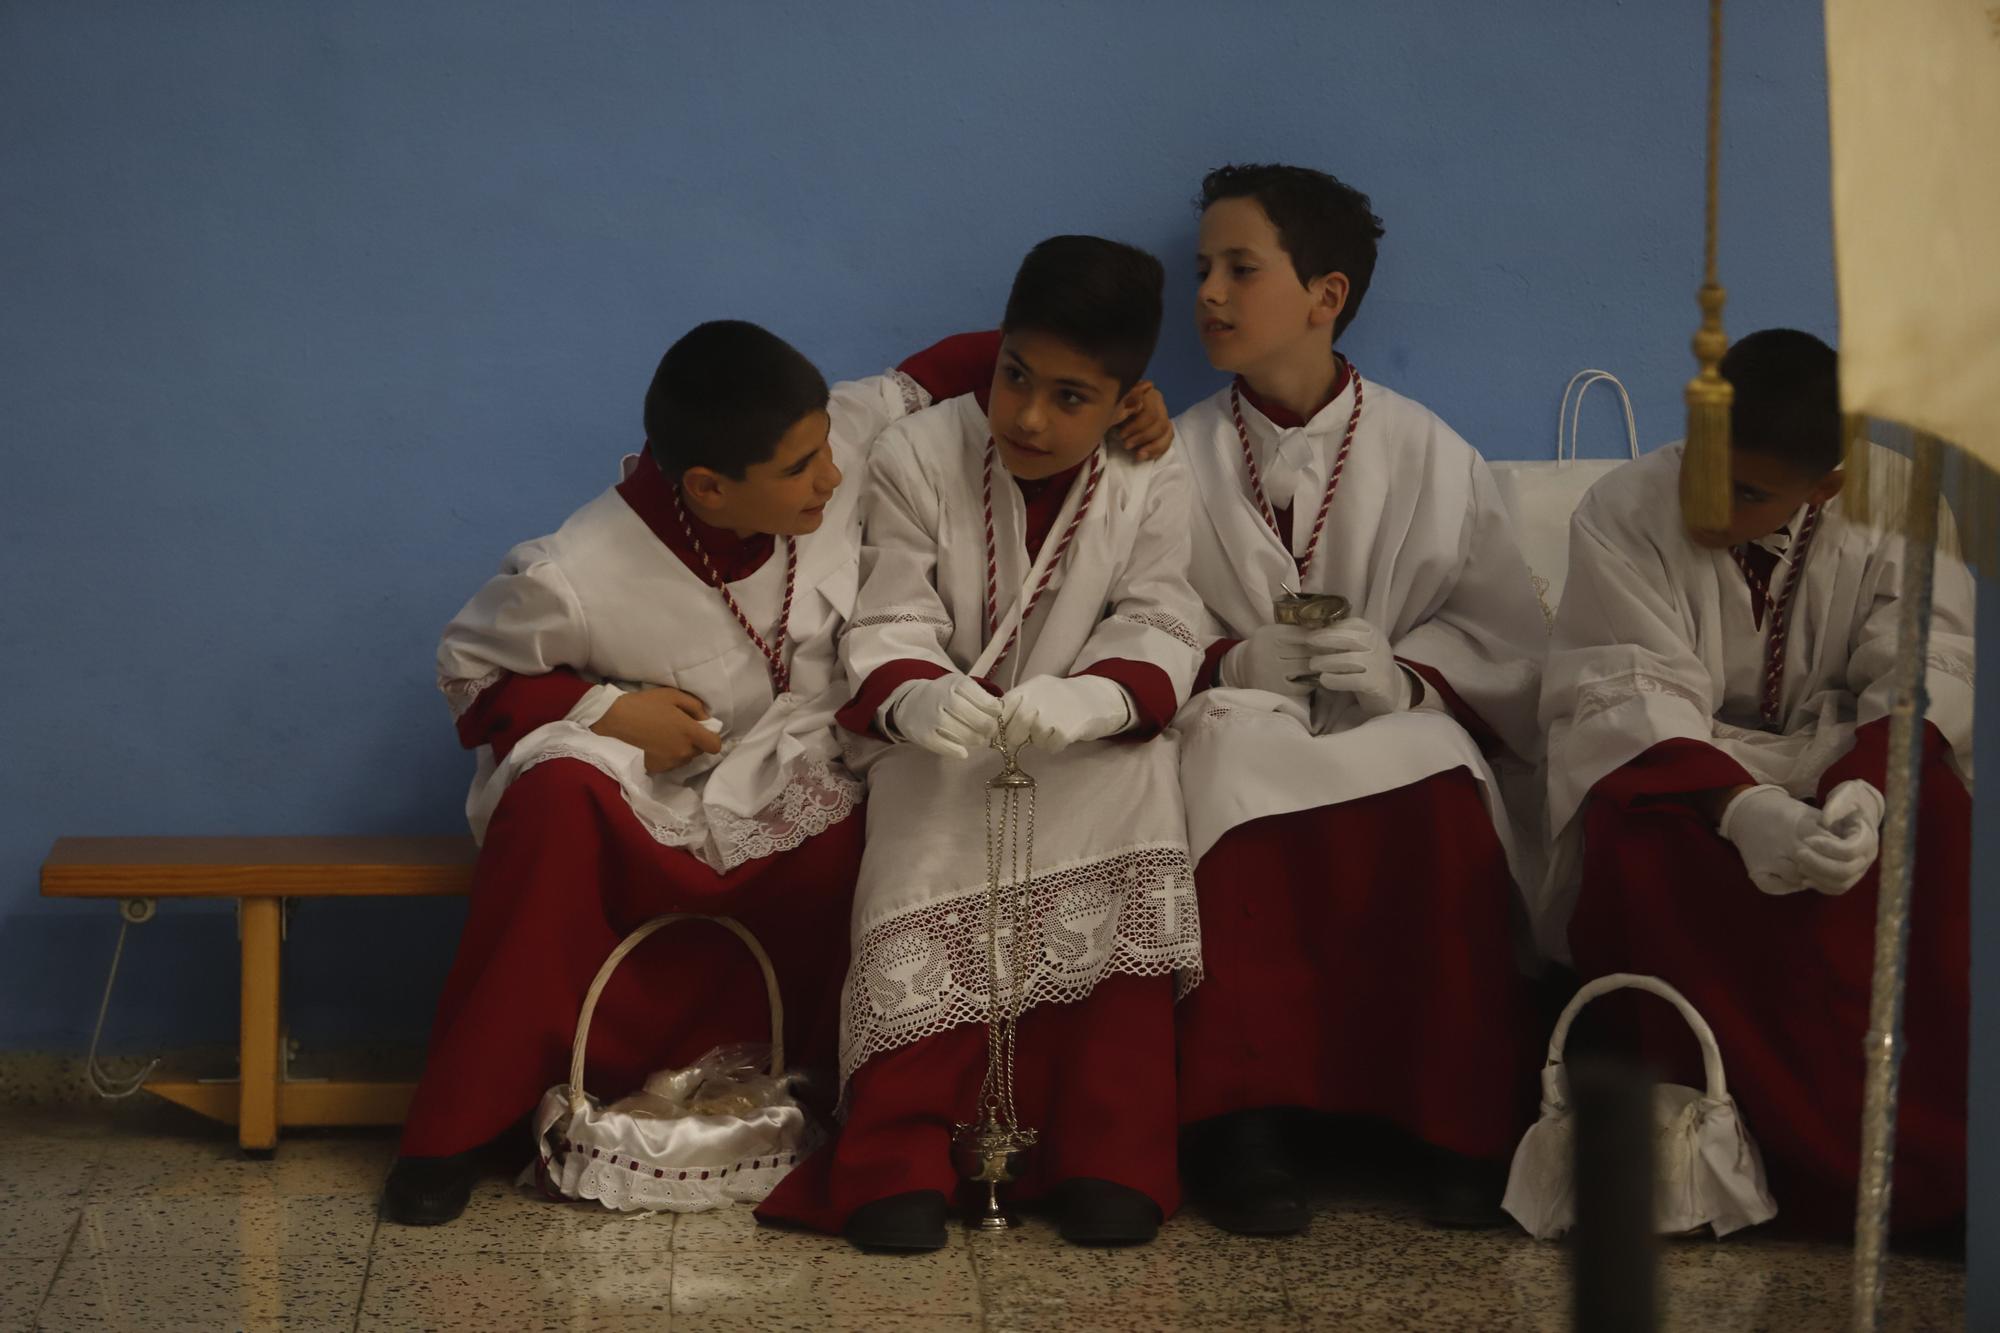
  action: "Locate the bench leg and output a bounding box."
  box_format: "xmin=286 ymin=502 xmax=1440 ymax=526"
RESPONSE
xmin=238 ymin=897 xmax=282 ymax=1153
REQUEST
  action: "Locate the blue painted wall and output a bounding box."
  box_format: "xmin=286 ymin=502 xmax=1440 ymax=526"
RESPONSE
xmin=0 ymin=2 xmax=1873 ymax=1040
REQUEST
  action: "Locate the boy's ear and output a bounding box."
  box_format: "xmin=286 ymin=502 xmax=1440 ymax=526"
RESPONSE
xmin=1305 ymin=271 xmax=1351 ymax=332
xmin=1810 ymin=469 xmax=1848 ymax=507
xmin=681 ymin=465 xmax=730 ymax=513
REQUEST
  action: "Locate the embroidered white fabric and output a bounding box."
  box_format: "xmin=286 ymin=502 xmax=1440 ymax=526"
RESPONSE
xmin=1529 ymin=573 xmax=1558 ymax=630
xmin=518 ymin=743 xmax=860 ymax=873
xmin=1569 ymin=672 xmax=1709 ymax=729
xmin=888 ymin=369 xmax=932 ymax=419
xmin=440 ymin=667 xmax=507 ymax=719
xmin=1110 ymin=609 xmax=1202 ymax=651
xmin=1927 ymin=648 xmax=1975 ymax=687
xmin=707 ymin=755 xmax=863 ymax=869
xmin=847 ymin=610 xmax=954 ymax=631
xmin=838 ymin=843 xmax=1202 ymax=1084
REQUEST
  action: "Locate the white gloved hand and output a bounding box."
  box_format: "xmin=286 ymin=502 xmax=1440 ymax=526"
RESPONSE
xmin=1719 ymin=784 xmax=1857 ymax=896
xmin=1305 ymin=617 xmax=1412 ymax=717
xmin=1217 ymin=623 xmax=1314 ymax=697
xmin=887 ymin=673 xmax=1003 ymax=760
xmin=1000 ymin=675 xmax=1134 ymax=753
xmin=1799 ymin=779 xmax=1887 ymax=895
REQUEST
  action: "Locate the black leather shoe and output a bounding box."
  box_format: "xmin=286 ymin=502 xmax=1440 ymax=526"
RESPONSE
xmin=1189 ymin=1109 xmax=1310 ymax=1236
xmin=1057 ymin=1178 xmax=1161 ymax=1245
xmin=1425 ymin=1151 xmax=1509 ymax=1230
xmin=843 ymin=1190 xmax=950 ymax=1252
xmin=380 ymin=1151 xmax=483 ymax=1226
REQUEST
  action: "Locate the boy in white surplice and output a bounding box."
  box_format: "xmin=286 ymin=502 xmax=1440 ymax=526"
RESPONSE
xmin=389 ymin=322 xmax=934 ymax=1225
xmin=1542 ymin=329 xmax=1974 ymax=1233
xmin=758 ymin=237 xmax=1205 ymax=1250
xmin=1168 ymin=165 xmax=1547 ymax=1234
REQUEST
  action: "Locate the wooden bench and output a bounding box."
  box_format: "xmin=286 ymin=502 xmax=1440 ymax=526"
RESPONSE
xmin=41 ymin=836 xmax=475 ymax=1152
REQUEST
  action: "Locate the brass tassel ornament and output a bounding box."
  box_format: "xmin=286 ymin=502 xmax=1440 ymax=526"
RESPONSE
xmin=1680 ymin=0 xmax=1734 ymax=532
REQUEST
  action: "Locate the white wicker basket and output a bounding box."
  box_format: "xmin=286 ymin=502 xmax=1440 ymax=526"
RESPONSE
xmin=527 ymin=913 xmax=818 ymax=1213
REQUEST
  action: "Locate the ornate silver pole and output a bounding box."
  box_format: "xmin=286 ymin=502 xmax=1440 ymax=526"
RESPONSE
xmin=1851 ymin=431 xmax=1943 ymax=1330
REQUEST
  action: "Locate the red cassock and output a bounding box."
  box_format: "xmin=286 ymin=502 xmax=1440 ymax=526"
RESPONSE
xmin=759 ymin=431 xmax=1187 ymax=1231
xmin=1175 ymin=765 xmax=1529 ymax=1161
xmin=401 ymin=492 xmax=865 ymax=1161
xmin=1566 ymin=721 xmax=1969 ymax=1234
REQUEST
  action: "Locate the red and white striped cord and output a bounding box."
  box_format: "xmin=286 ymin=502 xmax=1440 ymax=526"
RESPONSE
xmin=672 ymin=489 xmax=797 ymax=694
xmin=1737 ymin=503 xmax=1823 ymax=728
xmin=982 ymin=440 xmax=1104 ymax=668
xmin=1231 ymin=371 xmax=1364 ymax=581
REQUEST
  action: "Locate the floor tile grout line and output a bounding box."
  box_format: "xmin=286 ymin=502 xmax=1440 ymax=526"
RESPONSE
xmin=31 ymin=1210 xmax=84 ymax=1333
xmin=351 ymin=1206 xmax=384 ymax=1333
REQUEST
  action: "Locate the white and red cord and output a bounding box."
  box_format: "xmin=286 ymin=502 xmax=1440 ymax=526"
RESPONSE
xmin=1230 ymin=371 xmax=1365 ymax=581
xmin=981 ymin=440 xmax=1104 ymax=668
xmin=672 ymin=489 xmax=797 ymax=694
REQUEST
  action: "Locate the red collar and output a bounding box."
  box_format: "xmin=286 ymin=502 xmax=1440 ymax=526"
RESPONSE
xmin=1234 ymin=357 xmax=1353 ymax=430
xmin=1012 ymin=458 xmax=1087 ymax=561
xmin=617 ymin=449 xmax=775 ymax=584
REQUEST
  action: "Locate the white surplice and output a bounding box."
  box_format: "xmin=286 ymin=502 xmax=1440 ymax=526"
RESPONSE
xmin=837 ymin=393 xmax=1207 ymax=1085
xmin=1169 ymin=376 xmax=1548 ymax=879
xmin=435 ymin=370 xmax=931 ymax=872
xmin=1534 ymin=441 xmax=1977 ymax=958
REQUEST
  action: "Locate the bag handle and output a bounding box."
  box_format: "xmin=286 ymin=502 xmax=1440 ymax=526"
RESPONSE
xmin=1558 ymin=369 xmax=1640 ymax=463
xmin=1544 ymin=972 xmax=1728 ymax=1103
xmin=565 ymin=913 xmax=785 ymax=1113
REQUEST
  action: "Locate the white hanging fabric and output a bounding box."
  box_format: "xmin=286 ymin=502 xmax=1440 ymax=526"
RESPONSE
xmin=1489 ymin=369 xmax=1643 ymax=625
xmin=1825 ymin=0 xmax=1999 ymax=465
xmin=1502 ymin=972 xmax=1778 ymax=1240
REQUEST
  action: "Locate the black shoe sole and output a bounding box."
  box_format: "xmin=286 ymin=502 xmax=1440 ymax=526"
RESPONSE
xmin=379 ymin=1154 xmax=480 ymax=1227
xmin=843 ymin=1191 xmax=950 ymax=1252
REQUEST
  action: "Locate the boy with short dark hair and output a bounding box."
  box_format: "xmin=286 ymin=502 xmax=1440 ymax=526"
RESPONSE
xmin=1170 ymin=163 xmax=1547 ymax=1233
xmin=758 ymin=236 xmax=1207 ymax=1251
xmin=1540 ymin=327 xmax=1975 ymax=1232
xmin=386 ymin=321 xmax=941 ymax=1225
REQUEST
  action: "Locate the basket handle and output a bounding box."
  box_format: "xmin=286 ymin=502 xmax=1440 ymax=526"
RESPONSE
xmin=1544 ymin=972 xmax=1728 ymax=1103
xmin=565 ymin=913 xmax=785 ymax=1112
xmin=1558 ymin=369 xmax=1640 ymax=463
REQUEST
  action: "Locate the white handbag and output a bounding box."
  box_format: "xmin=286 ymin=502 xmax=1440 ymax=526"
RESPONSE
xmin=1489 ymin=369 xmax=1642 ymax=625
xmin=526 ymin=913 xmax=819 ymax=1213
xmin=1502 ymin=972 xmax=1778 ymax=1240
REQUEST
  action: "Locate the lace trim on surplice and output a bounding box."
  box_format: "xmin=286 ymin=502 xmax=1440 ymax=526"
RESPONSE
xmin=888 ymin=369 xmax=932 ymax=419
xmin=1926 ymin=648 xmax=1974 ymax=688
xmin=1569 ymin=672 xmax=1709 ymax=730
xmin=838 ymin=843 xmax=1203 ymax=1086
xmin=515 ymin=745 xmax=860 ymax=873
xmin=848 ymin=610 xmax=953 ymax=631
xmin=440 ymin=667 xmax=507 ymax=719
xmin=1110 ymin=609 xmax=1202 ymax=651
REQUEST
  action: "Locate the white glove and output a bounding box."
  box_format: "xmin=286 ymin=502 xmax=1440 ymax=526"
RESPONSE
xmin=1718 ymin=784 xmax=1874 ymax=897
xmin=1803 ymin=779 xmax=1886 ymax=895
xmin=1305 ymin=617 xmax=1412 ymax=717
xmin=1217 ymin=623 xmax=1314 ymax=697
xmin=887 ymin=673 xmax=1002 ymax=760
xmin=1000 ymin=675 xmax=1134 ymax=753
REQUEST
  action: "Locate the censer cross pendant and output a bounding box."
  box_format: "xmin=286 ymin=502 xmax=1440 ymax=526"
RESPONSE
xmin=950 ymin=724 xmax=1040 ymax=1231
